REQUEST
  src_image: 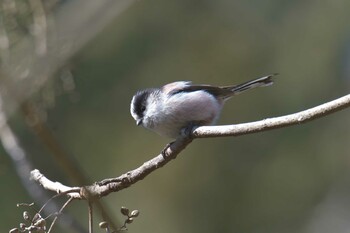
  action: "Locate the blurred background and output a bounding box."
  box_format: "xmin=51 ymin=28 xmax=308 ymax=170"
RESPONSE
xmin=1 ymin=0 xmax=350 ymax=232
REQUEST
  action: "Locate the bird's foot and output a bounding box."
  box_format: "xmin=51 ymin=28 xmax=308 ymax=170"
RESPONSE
xmin=180 ymin=122 xmax=197 ymax=138
xmin=161 ymin=141 xmax=175 ymax=158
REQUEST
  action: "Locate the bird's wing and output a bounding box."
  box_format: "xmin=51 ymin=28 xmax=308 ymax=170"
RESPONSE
xmin=164 ymin=81 xmax=232 ymax=97
xmin=162 ymin=81 xmax=192 ymax=95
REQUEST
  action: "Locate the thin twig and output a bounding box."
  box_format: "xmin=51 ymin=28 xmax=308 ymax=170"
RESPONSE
xmin=38 ymin=189 xmax=81 ymax=214
xmin=30 ymin=169 xmax=82 ymax=199
xmin=89 ymin=202 xmax=93 ymax=233
xmin=47 ymin=197 xmax=74 ymax=233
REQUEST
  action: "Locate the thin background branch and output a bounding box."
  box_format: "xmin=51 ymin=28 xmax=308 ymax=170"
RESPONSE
xmin=0 ymin=94 xmax=86 ymax=233
xmin=0 ymin=0 xmax=139 ymax=232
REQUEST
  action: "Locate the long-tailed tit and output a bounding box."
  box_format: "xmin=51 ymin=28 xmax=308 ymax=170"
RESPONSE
xmin=130 ymin=74 xmax=275 ymax=138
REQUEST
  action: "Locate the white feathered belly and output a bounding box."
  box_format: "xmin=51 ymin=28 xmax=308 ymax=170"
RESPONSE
xmin=150 ymin=91 xmax=223 ymax=138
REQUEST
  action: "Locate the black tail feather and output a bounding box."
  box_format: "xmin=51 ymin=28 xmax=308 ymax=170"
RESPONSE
xmin=229 ymin=73 xmax=276 ymax=95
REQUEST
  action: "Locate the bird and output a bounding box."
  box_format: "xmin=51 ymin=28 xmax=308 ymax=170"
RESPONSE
xmin=130 ymin=74 xmax=275 ymax=138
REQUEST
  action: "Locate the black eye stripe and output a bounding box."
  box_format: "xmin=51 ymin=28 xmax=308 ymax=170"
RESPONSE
xmin=133 ymin=89 xmax=154 ymax=117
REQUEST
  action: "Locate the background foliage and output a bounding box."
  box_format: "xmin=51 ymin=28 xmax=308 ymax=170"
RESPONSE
xmin=1 ymin=0 xmax=350 ymax=232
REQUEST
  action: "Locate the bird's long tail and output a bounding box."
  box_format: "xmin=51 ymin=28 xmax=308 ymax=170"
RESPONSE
xmin=228 ymin=74 xmax=276 ymax=95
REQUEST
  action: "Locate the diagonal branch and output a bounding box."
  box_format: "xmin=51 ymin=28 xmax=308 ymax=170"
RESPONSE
xmin=31 ymin=93 xmax=350 ymax=199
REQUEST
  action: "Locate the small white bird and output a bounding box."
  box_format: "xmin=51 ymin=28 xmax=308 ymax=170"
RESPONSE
xmin=130 ymin=74 xmax=275 ymax=138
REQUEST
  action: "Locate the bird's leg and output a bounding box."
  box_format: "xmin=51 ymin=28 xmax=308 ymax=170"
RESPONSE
xmin=161 ymin=141 xmax=175 ymax=158
xmin=161 ymin=122 xmax=197 ymax=157
xmin=180 ymin=122 xmax=198 ymax=138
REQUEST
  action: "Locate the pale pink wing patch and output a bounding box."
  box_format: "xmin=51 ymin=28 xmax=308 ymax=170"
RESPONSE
xmin=161 ymin=81 xmax=192 ymax=95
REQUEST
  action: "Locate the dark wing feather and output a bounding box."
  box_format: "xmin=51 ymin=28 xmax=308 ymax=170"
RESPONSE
xmin=165 ymin=74 xmax=276 ymax=98
xmin=169 ymin=84 xmax=233 ymax=97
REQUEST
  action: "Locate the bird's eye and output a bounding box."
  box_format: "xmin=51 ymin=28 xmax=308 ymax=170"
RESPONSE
xmin=140 ymin=105 xmax=146 ymax=112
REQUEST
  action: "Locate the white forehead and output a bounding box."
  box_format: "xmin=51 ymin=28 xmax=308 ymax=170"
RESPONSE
xmin=130 ymin=95 xmax=139 ymax=120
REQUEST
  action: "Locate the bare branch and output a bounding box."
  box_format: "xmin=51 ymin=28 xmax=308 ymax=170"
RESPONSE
xmin=30 ymin=93 xmax=350 ymax=199
xmin=30 ymin=169 xmax=82 ymax=199
xmin=194 ymin=93 xmax=350 ymax=137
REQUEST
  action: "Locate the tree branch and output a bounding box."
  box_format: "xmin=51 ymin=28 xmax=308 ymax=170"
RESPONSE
xmin=194 ymin=93 xmax=350 ymax=137
xmin=31 ymin=93 xmax=350 ymax=199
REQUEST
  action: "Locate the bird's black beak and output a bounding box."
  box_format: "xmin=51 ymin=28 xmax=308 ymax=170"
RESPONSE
xmin=136 ymin=119 xmax=142 ymax=126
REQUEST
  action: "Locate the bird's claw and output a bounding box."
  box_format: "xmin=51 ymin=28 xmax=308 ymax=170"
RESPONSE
xmin=161 ymin=141 xmax=175 ymax=157
xmin=180 ymin=122 xmax=197 ymax=138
